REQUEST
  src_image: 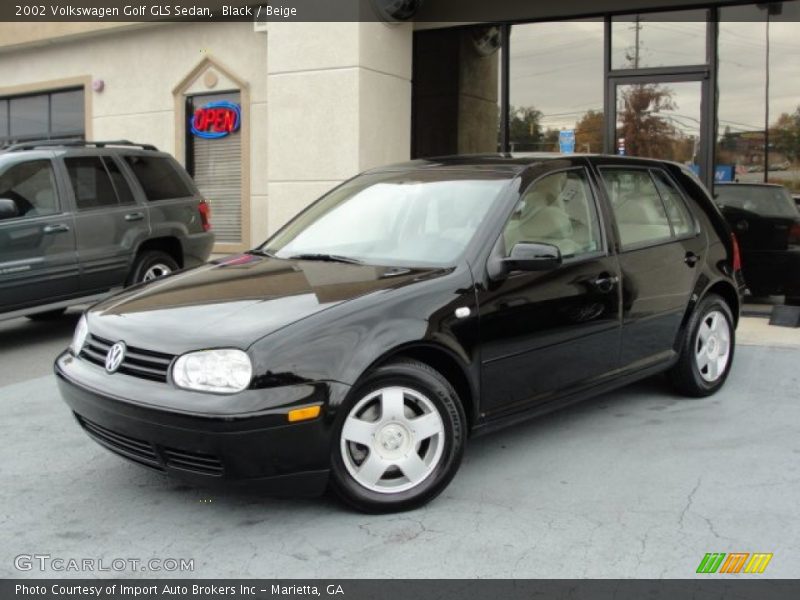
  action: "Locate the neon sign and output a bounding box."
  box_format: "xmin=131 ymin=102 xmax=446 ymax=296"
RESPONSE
xmin=190 ymin=101 xmax=241 ymax=139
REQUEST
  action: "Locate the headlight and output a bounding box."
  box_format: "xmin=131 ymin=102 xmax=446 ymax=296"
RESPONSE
xmin=70 ymin=314 xmax=89 ymax=355
xmin=172 ymin=349 xmax=253 ymax=394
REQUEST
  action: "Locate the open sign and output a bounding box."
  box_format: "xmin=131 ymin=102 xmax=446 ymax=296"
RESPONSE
xmin=190 ymin=101 xmax=241 ymax=139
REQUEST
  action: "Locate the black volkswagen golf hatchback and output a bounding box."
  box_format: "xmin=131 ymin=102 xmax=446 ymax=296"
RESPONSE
xmin=56 ymin=154 xmax=743 ymax=513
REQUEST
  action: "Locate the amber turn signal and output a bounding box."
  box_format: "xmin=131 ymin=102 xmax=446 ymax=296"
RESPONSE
xmin=287 ymin=405 xmax=322 ymax=423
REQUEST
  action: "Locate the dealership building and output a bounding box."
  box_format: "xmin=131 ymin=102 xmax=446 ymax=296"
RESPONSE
xmin=0 ymin=0 xmax=797 ymax=254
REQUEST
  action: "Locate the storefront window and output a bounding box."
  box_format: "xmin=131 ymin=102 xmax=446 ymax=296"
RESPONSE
xmin=717 ymin=5 xmax=767 ymax=184
xmin=767 ymin=1 xmax=800 ymax=193
xmin=188 ymin=92 xmax=243 ymax=244
xmin=611 ymin=11 xmax=708 ymax=70
xmin=509 ymin=19 xmax=604 ymax=153
xmin=0 ymin=88 xmax=84 ymax=145
xmin=615 ymin=81 xmax=701 ymax=165
xmin=50 ymin=90 xmax=84 ymax=135
xmin=9 ymin=95 xmax=48 ymax=138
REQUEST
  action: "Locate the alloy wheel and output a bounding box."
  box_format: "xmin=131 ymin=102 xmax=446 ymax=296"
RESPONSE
xmin=142 ymin=263 xmax=172 ymax=282
xmin=340 ymin=386 xmax=445 ymax=494
xmin=695 ymin=310 xmax=731 ymax=383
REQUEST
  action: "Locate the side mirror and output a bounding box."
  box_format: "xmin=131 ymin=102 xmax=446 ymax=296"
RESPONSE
xmin=503 ymin=242 xmax=562 ymax=272
xmin=0 ymin=198 xmax=19 ymax=221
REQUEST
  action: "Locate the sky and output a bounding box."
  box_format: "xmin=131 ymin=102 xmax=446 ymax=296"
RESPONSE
xmin=506 ymin=5 xmax=800 ymax=140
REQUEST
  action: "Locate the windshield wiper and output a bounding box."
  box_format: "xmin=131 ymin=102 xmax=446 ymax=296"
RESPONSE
xmin=247 ymin=248 xmax=275 ymax=257
xmin=287 ymin=253 xmax=364 ymax=265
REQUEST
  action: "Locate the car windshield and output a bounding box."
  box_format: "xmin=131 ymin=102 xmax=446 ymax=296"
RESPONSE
xmin=715 ymin=185 xmax=799 ymax=219
xmin=261 ymin=170 xmax=511 ymax=267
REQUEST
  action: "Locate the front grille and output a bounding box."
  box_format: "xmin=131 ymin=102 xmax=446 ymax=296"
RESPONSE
xmin=80 ymin=334 xmax=175 ymax=382
xmin=76 ymin=415 xmax=225 ymax=477
xmin=163 ymin=447 xmax=224 ymax=476
xmin=76 ymin=415 xmax=163 ymax=471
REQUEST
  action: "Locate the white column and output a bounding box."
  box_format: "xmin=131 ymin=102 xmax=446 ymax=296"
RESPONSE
xmin=265 ymin=22 xmax=412 ymax=234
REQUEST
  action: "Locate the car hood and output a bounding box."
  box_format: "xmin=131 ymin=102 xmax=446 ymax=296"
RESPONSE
xmin=87 ymin=254 xmax=445 ymax=355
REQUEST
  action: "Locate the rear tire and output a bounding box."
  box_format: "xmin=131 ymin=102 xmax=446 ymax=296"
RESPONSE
xmin=668 ymin=294 xmax=735 ymax=397
xmin=128 ymin=250 xmax=179 ymax=285
xmin=330 ymin=359 xmax=466 ymax=513
xmin=26 ymin=308 xmax=67 ymax=321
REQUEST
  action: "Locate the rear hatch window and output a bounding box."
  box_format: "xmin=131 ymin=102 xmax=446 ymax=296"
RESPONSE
xmin=124 ymin=155 xmax=193 ymax=201
xmin=715 ymin=185 xmax=799 ymax=219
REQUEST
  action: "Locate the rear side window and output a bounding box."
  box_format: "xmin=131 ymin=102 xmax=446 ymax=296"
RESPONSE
xmin=601 ymin=169 xmax=671 ymax=248
xmin=651 ymin=170 xmax=695 ymax=237
xmin=0 ymin=159 xmax=59 ymax=218
xmin=64 ymin=156 xmax=118 ymax=210
xmin=104 ymin=157 xmax=135 ymax=205
xmin=123 ymin=155 xmax=193 ymax=201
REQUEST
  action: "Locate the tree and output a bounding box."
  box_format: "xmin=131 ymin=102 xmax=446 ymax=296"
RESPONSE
xmin=618 ymin=84 xmax=681 ymax=160
xmin=770 ymin=106 xmax=800 ymax=164
xmin=509 ymin=105 xmax=543 ymax=151
xmin=575 ymin=110 xmax=604 ymax=154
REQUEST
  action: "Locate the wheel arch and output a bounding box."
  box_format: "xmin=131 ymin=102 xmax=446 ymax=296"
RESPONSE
xmin=361 ymin=342 xmax=479 ymax=431
xmin=133 ymin=236 xmax=184 ymax=268
xmin=676 ymin=277 xmax=741 ymax=350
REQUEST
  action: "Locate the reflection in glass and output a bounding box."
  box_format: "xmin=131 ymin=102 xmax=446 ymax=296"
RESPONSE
xmin=717 ymin=5 xmax=767 ymax=184
xmin=767 ymin=2 xmax=800 ymax=193
xmin=0 ymin=100 xmax=7 ymax=138
xmin=51 ymin=90 xmax=84 ymax=134
xmin=615 ymin=81 xmax=701 ymax=166
xmin=9 ymin=95 xmax=48 ymax=138
xmin=611 ymin=11 xmax=707 ymax=69
xmin=509 ymin=19 xmax=604 ymax=153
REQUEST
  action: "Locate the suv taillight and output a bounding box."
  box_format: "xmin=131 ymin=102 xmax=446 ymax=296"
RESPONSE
xmin=789 ymin=222 xmax=800 ymax=246
xmin=731 ymin=233 xmax=742 ymax=272
xmin=198 ymin=201 xmax=211 ymax=232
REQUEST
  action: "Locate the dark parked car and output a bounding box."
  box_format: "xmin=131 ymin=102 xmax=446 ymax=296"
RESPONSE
xmin=0 ymin=140 xmax=214 ymax=321
xmin=56 ymin=154 xmax=742 ymax=513
xmin=715 ymin=183 xmax=800 ymax=304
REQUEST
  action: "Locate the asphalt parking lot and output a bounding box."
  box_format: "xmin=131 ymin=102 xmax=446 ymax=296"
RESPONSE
xmin=1 ymin=309 xmax=798 ymax=579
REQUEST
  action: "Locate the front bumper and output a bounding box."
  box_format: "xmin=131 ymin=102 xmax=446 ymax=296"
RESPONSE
xmin=55 ymin=352 xmax=350 ymax=496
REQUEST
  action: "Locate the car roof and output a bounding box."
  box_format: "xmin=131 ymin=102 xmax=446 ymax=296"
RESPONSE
xmin=0 ymin=139 xmax=159 ymax=155
xmin=366 ymin=153 xmax=683 ymax=175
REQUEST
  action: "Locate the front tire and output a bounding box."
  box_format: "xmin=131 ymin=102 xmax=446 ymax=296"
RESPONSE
xmin=330 ymin=359 xmax=466 ymax=513
xmin=668 ymin=294 xmax=735 ymax=397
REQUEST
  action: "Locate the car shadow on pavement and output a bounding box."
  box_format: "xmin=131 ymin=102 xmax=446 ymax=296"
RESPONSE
xmin=0 ymin=311 xmax=80 ymax=351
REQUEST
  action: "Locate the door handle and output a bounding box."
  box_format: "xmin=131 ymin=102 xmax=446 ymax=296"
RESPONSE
xmin=43 ymin=224 xmax=70 ymax=234
xmin=591 ymin=273 xmax=619 ymax=293
xmin=124 ymin=212 xmax=145 ymax=222
xmin=684 ymin=251 xmax=700 ymax=267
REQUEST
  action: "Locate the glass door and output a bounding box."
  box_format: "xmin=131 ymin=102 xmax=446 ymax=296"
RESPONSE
xmin=608 ymin=75 xmax=709 ymax=179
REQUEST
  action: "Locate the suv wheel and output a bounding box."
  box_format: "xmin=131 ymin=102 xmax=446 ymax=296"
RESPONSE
xmin=129 ymin=251 xmax=179 ymax=285
xmin=330 ymin=359 xmax=466 ymax=513
xmin=668 ymin=294 xmax=735 ymax=397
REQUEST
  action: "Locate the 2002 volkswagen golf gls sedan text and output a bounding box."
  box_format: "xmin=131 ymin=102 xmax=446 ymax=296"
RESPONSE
xmin=56 ymin=154 xmax=743 ymax=512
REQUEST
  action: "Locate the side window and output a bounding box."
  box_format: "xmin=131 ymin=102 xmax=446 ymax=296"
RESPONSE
xmin=600 ymin=169 xmax=671 ymax=249
xmin=123 ymin=155 xmax=193 ymax=201
xmin=0 ymin=160 xmax=59 ymax=219
xmin=104 ymin=157 xmax=136 ymax=205
xmin=652 ymin=170 xmax=694 ymax=237
xmin=503 ymin=169 xmax=601 ymax=259
xmin=64 ymin=156 xmax=119 ymax=210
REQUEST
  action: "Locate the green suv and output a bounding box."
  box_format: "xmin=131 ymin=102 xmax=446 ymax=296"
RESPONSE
xmin=0 ymin=140 xmax=214 ymax=321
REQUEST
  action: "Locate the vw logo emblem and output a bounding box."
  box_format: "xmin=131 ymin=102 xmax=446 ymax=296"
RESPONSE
xmin=105 ymin=342 xmax=126 ymax=374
